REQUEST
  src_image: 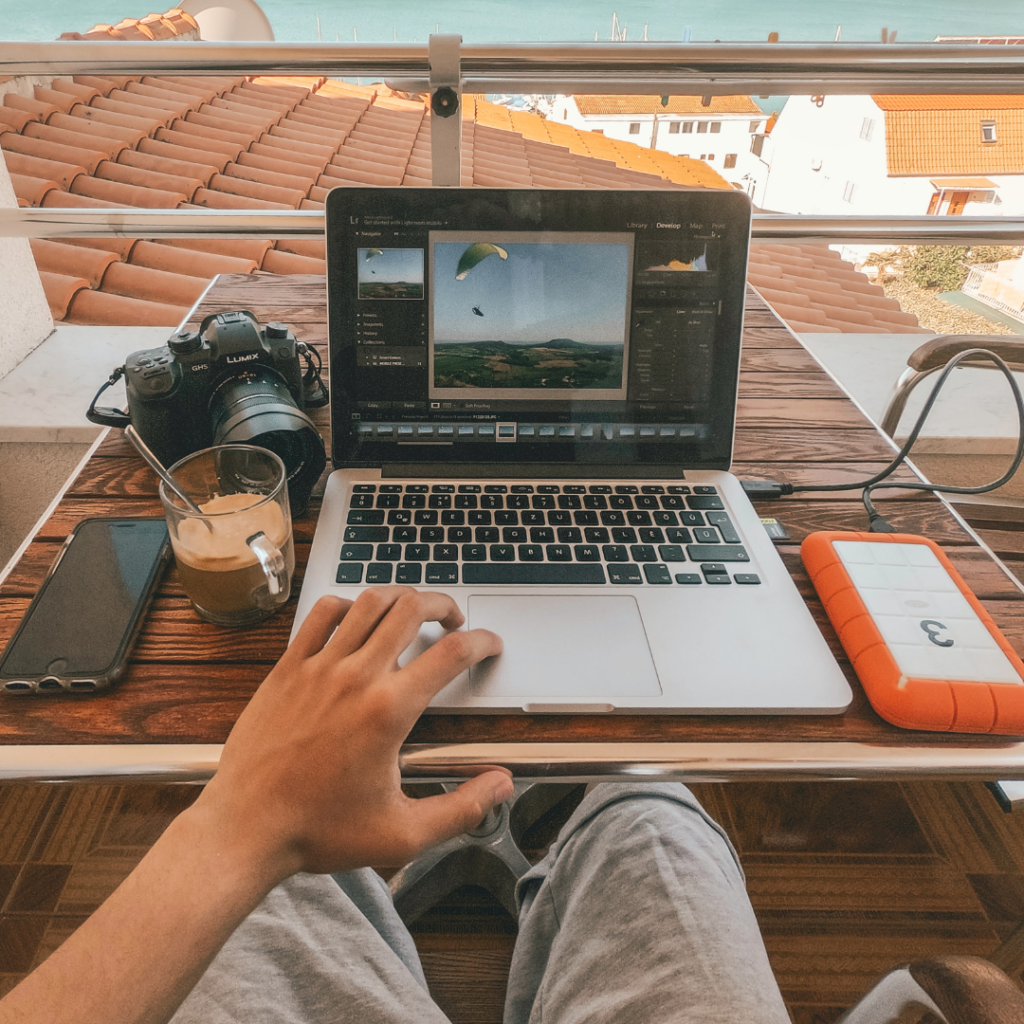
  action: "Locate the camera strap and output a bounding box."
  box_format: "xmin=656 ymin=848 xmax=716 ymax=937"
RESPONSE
xmin=86 ymin=366 xmax=132 ymax=429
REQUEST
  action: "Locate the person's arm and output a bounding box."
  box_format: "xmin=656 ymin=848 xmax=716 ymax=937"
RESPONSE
xmin=0 ymin=588 xmax=512 ymax=1024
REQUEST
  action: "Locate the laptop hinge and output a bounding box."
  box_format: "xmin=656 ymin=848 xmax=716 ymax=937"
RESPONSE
xmin=382 ymin=464 xmax=691 ymax=479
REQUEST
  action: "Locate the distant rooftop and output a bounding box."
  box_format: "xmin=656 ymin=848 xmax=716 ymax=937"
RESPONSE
xmin=58 ymin=7 xmax=199 ymax=41
xmin=572 ymin=95 xmax=762 ymax=116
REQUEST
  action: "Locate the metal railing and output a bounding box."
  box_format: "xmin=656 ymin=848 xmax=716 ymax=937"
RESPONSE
xmin=1 ymin=38 xmax=1024 ymax=240
xmin=3 ymin=40 xmax=1024 ymax=94
xmin=2 ymin=209 xmax=1023 ymax=246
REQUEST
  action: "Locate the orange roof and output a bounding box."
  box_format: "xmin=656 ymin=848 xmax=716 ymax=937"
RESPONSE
xmin=873 ymin=95 xmax=1024 ymax=111
xmin=573 ymin=94 xmax=761 ymax=116
xmin=880 ymin=108 xmax=1024 ymax=176
xmin=1 ymin=69 xmax=734 ymax=324
xmin=59 ymin=7 xmax=198 ymax=41
xmin=748 ymin=245 xmax=927 ymax=334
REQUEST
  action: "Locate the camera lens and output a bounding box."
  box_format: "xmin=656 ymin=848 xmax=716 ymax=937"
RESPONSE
xmin=209 ymin=370 xmax=326 ymax=514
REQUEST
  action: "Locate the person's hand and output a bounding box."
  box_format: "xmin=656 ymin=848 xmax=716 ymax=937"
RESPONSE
xmin=190 ymin=588 xmax=512 ymax=882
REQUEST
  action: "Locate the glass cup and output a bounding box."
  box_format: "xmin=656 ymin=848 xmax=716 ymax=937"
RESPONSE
xmin=159 ymin=445 xmax=295 ymax=627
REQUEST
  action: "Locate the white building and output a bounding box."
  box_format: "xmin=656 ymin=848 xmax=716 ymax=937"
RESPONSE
xmin=554 ymin=94 xmax=770 ymax=193
xmin=761 ymin=94 xmax=1024 ymax=216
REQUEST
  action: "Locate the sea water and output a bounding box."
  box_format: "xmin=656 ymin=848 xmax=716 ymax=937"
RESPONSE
xmin=1 ymin=0 xmax=1020 ymax=44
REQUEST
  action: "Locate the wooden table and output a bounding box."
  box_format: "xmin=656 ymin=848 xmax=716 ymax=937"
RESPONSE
xmin=3 ymin=273 xmax=1024 ymax=782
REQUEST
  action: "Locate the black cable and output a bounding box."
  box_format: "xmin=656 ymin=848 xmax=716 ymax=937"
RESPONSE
xmin=299 ymin=343 xmax=329 ymax=407
xmin=742 ymin=347 xmax=1024 ymax=532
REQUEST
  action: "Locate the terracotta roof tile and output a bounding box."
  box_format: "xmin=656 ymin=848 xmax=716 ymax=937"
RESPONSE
xmin=307 ymin=184 xmax=332 ymax=203
xmin=73 ymin=76 xmax=139 ymax=95
xmin=33 ymin=87 xmax=78 ymax=115
xmin=131 ymin=240 xmax=258 ymax=277
xmin=49 ymin=111 xmax=146 ymax=147
xmin=125 ymin=81 xmax=204 ymax=107
xmin=159 ymin=237 xmax=273 ymax=264
xmin=69 ymin=102 xmax=163 ymax=137
xmin=573 ymin=94 xmax=761 ymax=116
xmin=112 ymin=18 xmax=155 ymax=40
xmin=261 ymin=248 xmax=326 ymax=274
xmin=275 ymin=239 xmax=326 ymax=260
xmin=108 ymin=87 xmax=187 ymax=116
xmin=217 ymin=93 xmax=292 ymax=118
xmin=267 ymin=122 xmax=342 ymax=149
xmin=247 ymin=78 xmax=318 ymax=98
xmin=3 ymin=132 xmax=109 ymax=174
xmin=38 ymin=271 xmax=91 ymax=319
xmin=117 ymin=147 xmax=218 ymax=185
xmin=243 ymin=143 xmax=326 ymax=173
xmin=224 ymin=162 xmax=314 ymax=193
xmin=65 ymin=288 xmax=186 ymax=326
xmin=59 ymin=236 xmax=138 ymax=261
xmin=101 ymin=261 xmax=207 ymax=306
xmin=91 ymin=95 xmax=174 ymax=128
xmin=10 ymin=173 xmax=58 ymax=206
xmin=24 ymin=121 xmax=128 ymax=161
xmin=235 ymin=149 xmax=321 ymax=179
xmin=253 ymin=133 xmax=336 ymax=161
xmin=264 ymin=125 xmax=340 ymax=155
xmin=95 ymin=158 xmax=201 ymax=200
xmin=207 ymin=172 xmax=304 ymax=207
xmin=30 ymin=238 xmax=119 ymax=287
xmin=42 ymin=189 xmax=123 ymax=210
xmin=748 ymin=244 xmax=928 ymax=334
xmin=881 ymin=108 xmax=1024 ymax=176
xmin=203 ymin=100 xmax=280 ymax=129
xmin=0 ymin=107 xmax=40 ymax=132
xmin=50 ymin=80 xmax=102 ymax=104
xmin=159 ymin=75 xmax=244 ymax=93
xmin=70 ymin=174 xmax=186 ymax=208
xmin=191 ymin=186 xmax=291 ymax=210
xmin=299 ymin=197 xmax=324 ymax=210
xmin=136 ymin=136 xmax=231 ymax=173
xmin=153 ymin=126 xmax=245 ymax=160
xmin=168 ymin=116 xmax=254 ymax=149
xmin=4 ymin=94 xmax=60 ymax=121
xmin=1 ymin=150 xmax=85 ymax=190
xmin=873 ymin=94 xmax=1024 ymax=111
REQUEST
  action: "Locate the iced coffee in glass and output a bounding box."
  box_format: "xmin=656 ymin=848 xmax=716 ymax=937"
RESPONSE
xmin=160 ymin=445 xmax=294 ymax=626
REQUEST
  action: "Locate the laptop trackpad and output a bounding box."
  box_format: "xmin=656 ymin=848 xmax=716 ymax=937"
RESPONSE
xmin=462 ymin=595 xmax=661 ymax=710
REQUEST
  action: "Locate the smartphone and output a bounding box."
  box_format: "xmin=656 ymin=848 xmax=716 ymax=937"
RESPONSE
xmin=0 ymin=518 xmax=170 ymax=694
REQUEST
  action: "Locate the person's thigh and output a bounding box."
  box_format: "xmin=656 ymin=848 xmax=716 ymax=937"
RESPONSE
xmin=171 ymin=869 xmax=451 ymax=1024
xmin=504 ymin=783 xmax=789 ymax=1024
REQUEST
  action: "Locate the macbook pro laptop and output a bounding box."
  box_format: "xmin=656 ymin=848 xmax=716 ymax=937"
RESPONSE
xmin=291 ymin=187 xmax=852 ymax=714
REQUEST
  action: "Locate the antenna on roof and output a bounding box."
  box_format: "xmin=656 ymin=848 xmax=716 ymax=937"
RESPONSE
xmin=682 ymin=27 xmax=691 ymax=42
xmin=834 ymin=25 xmax=841 ymax=41
xmin=315 ymin=12 xmax=321 ymax=41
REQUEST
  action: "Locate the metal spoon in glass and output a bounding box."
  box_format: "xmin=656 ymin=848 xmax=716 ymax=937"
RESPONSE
xmin=124 ymin=425 xmax=212 ymax=529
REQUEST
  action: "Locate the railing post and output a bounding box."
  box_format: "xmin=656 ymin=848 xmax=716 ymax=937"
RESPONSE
xmin=429 ymin=33 xmax=462 ymax=187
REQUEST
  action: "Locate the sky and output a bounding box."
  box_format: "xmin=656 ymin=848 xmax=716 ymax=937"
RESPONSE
xmin=431 ymin=240 xmax=631 ymax=345
xmin=357 ymin=247 xmax=424 ymax=286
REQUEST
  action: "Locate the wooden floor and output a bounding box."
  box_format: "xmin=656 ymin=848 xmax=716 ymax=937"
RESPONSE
xmin=2 ymin=779 xmax=1024 ymax=1022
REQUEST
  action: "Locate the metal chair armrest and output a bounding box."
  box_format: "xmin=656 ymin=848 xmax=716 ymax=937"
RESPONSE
xmin=909 ymin=335 xmax=1024 ymax=373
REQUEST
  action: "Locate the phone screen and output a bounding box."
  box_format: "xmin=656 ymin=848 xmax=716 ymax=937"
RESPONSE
xmin=0 ymin=519 xmax=169 ymax=678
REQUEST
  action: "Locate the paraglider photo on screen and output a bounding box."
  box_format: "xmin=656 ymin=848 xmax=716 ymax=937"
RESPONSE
xmin=357 ymin=247 xmax=424 ymax=299
xmin=429 ymin=232 xmax=633 ymax=401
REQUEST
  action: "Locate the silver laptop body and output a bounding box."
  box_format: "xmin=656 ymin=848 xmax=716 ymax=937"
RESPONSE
xmin=291 ymin=188 xmax=851 ymax=715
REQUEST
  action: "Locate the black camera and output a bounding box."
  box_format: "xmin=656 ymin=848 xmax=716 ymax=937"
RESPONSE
xmin=87 ymin=310 xmax=328 ymax=514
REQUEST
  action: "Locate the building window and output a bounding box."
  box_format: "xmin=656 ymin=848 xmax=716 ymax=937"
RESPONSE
xmin=697 ymin=121 xmax=708 ymax=133
xmin=724 ymin=154 xmax=737 ymax=168
xmin=750 ymin=135 xmax=765 ymax=157
xmin=681 ymin=121 xmax=694 ymax=133
xmin=859 ymin=117 xmax=875 ymax=141
xmin=749 ymin=120 xmax=761 ymax=132
xmin=981 ymin=120 xmax=997 ymax=143
xmin=710 ymin=121 xmax=721 ymax=133
xmin=562 ymin=108 xmax=567 ymax=120
xmin=668 ymin=121 xmax=680 ymax=134
xmin=843 ymin=181 xmax=856 ymax=203
xmin=707 ymin=153 xmax=715 ymax=161
xmin=628 ymin=122 xmax=641 ymax=134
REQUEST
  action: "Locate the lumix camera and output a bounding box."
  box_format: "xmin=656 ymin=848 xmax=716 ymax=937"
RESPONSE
xmin=88 ymin=310 xmax=328 ymax=514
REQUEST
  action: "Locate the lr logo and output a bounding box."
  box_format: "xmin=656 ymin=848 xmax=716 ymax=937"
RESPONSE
xmin=920 ymin=620 xmax=954 ymax=648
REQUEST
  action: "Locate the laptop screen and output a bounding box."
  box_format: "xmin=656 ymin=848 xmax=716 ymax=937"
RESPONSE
xmin=326 ymin=188 xmax=751 ymax=469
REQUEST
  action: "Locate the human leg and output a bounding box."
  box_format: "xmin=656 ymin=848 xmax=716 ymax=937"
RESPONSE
xmin=171 ymin=869 xmax=450 ymax=1024
xmin=503 ymin=783 xmax=788 ymax=1024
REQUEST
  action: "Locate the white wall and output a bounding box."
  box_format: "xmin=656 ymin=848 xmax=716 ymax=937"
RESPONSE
xmin=0 ymin=147 xmax=54 ymax=381
xmin=761 ymin=94 xmax=1024 ymax=216
xmin=556 ymin=96 xmax=766 ymax=192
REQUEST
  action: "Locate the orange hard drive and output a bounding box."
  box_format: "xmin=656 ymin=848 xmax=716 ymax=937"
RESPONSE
xmin=801 ymin=531 xmax=1024 ymax=734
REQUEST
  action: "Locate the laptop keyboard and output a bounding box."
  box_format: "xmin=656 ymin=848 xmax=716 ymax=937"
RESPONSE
xmin=334 ymin=482 xmax=761 ymax=587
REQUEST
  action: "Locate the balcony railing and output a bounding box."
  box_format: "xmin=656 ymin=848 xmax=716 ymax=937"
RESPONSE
xmin=1 ymin=39 xmax=1023 ymax=236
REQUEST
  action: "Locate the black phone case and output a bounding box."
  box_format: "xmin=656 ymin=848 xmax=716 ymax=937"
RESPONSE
xmin=0 ymin=518 xmax=171 ymax=695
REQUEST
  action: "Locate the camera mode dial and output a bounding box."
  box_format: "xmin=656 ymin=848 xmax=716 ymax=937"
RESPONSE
xmin=168 ymin=331 xmax=202 ymax=355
